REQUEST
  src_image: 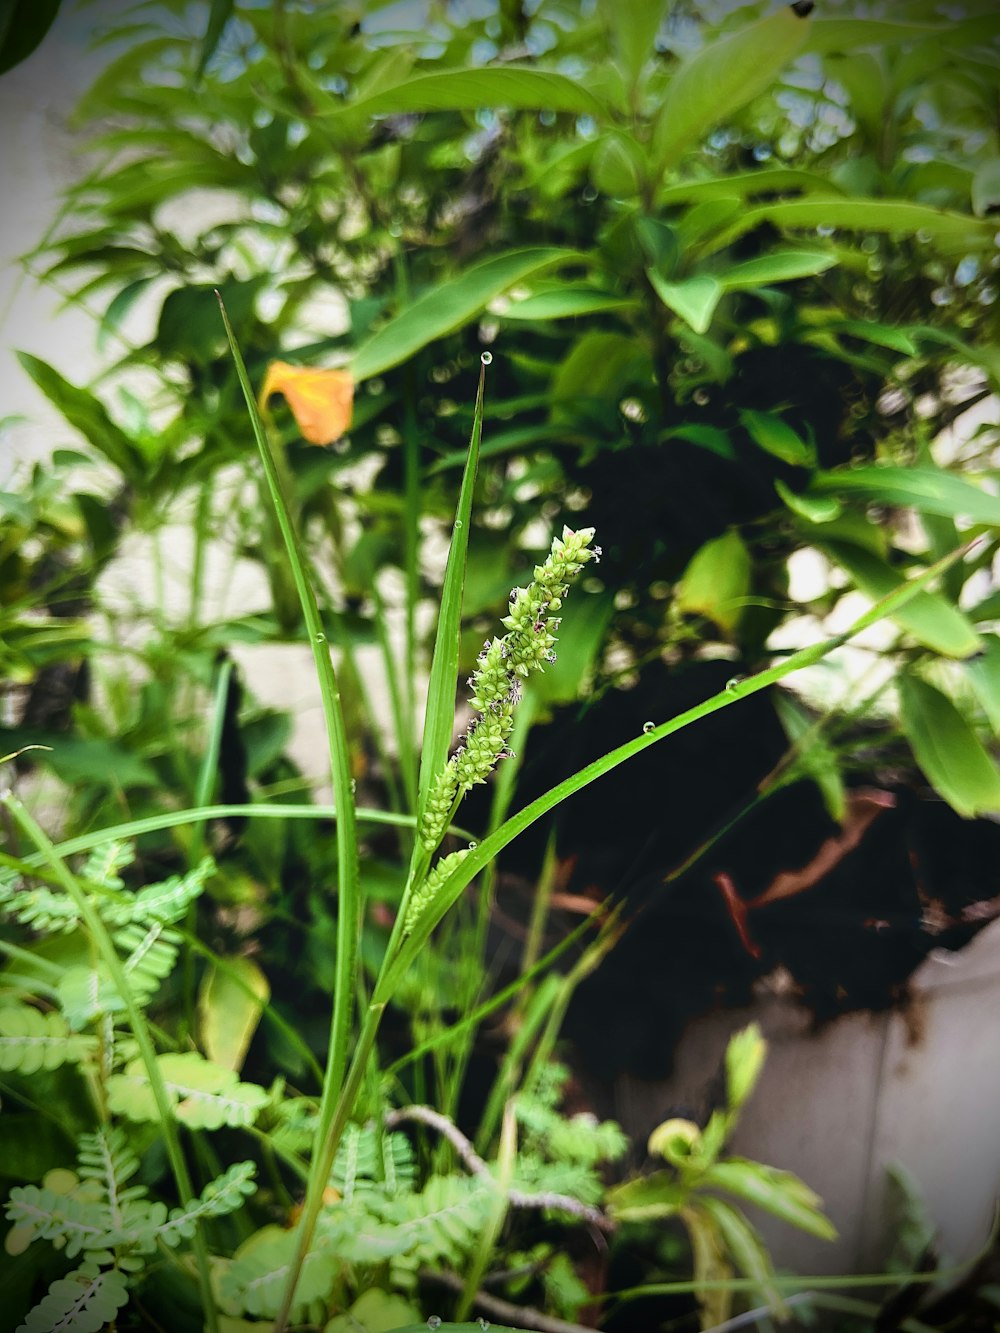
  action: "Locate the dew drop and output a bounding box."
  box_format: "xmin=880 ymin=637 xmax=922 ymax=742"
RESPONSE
xmin=726 ymin=676 xmax=744 ymax=692
xmin=480 ymin=350 xmax=493 ymax=366
xmin=642 ymin=721 xmax=655 ymax=734
xmin=350 ymin=779 xmax=357 ymax=794
xmin=314 ymin=632 xmax=326 ymax=643
xmin=454 ymin=519 xmax=463 ymax=529
xmin=427 ymin=1320 xmax=442 ymax=1330
xmin=692 ymin=387 xmax=710 ymax=406
xmin=468 ymin=841 xmax=478 ymax=850
xmin=479 ymin=1321 xmax=491 ymax=1330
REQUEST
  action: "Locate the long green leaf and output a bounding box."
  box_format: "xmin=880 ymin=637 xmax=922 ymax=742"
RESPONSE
xmin=350 ymin=248 xmax=584 ymax=380
xmin=417 ymin=360 xmax=487 ymax=817
xmin=805 ymin=17 xmax=963 ymax=53
xmin=700 ymin=198 xmax=992 ymax=258
xmin=651 ymin=7 xmax=812 ymax=171
xmin=823 ymin=541 xmax=980 ymax=658
xmin=16 ymin=352 xmax=143 ymax=481
xmin=899 ymin=674 xmax=1000 ymax=818
xmin=194 ymin=0 xmax=233 ymax=82
xmin=327 ymin=66 xmax=605 ymax=122
xmin=216 ymin=297 xmax=360 ymax=1228
xmin=811 ymin=465 xmax=1000 ymax=527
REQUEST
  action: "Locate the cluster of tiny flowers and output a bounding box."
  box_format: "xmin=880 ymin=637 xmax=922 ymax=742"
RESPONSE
xmin=419 ymin=526 xmax=598 ymax=851
xmin=404 ymin=848 xmax=470 ymax=935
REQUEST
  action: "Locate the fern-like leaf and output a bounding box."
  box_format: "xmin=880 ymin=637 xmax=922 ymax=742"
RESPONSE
xmin=331 ymin=1123 xmax=416 ymax=1202
xmin=106 ymin=1052 xmax=269 ymax=1129
xmin=217 ymin=1224 xmax=337 ymax=1320
xmin=16 ymin=1265 xmax=128 ymax=1333
xmin=6 ymin=1185 xmax=115 ymax=1260
xmin=0 ymin=1005 xmax=97 ymax=1073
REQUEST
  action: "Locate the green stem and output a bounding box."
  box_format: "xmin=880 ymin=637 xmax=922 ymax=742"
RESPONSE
xmin=2 ymin=795 xmax=220 ymax=1333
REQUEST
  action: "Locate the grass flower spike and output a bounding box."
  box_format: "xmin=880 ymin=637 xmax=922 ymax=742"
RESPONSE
xmin=420 ymin=526 xmax=599 ymax=852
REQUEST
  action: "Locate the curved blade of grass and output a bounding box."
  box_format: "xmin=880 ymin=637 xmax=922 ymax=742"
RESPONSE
xmin=417 ymin=357 xmax=487 ymax=820
xmin=217 ymin=296 xmax=361 ymax=1324
xmin=1 ymin=795 xmax=221 ymax=1333
xmin=384 ymin=539 xmax=979 ymax=984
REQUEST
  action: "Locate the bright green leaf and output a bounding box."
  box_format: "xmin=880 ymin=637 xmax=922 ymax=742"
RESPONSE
xmin=899 ymin=674 xmax=1000 ymax=818
xmin=741 ymin=409 xmax=813 ymax=467
xmin=647 ymin=270 xmax=722 ymax=333
xmin=652 ymin=7 xmax=812 ymax=170
xmin=720 ymin=248 xmax=838 ymax=289
xmin=964 ymin=634 xmax=1000 ymax=735
xmin=198 ymin=956 xmax=270 ymax=1073
xmin=328 ymin=66 xmax=606 ymax=121
xmin=675 ymin=529 xmax=750 ymax=635
xmin=703 ymin=1158 xmax=837 ymax=1240
xmin=774 ymin=479 xmax=842 ymax=523
xmin=823 ymin=541 xmax=981 ymax=658
xmin=501 ymin=287 xmax=635 ymax=321
xmin=811 ymin=465 xmax=1000 ymax=527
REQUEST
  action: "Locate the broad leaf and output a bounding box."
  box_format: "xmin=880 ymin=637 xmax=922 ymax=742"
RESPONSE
xmin=741 ymin=409 xmax=813 ymax=467
xmin=652 ymin=7 xmax=812 ymax=170
xmin=647 ymin=270 xmax=722 ymax=333
xmin=198 ymin=956 xmax=270 ymax=1073
xmin=720 ymin=248 xmax=838 ymax=289
xmin=351 ymin=249 xmax=584 ymax=380
xmin=702 ymin=1159 xmax=837 ymax=1240
xmin=328 ymin=66 xmax=605 ymax=122
xmin=899 ymin=674 xmax=1000 ymax=818
xmin=501 ymin=287 xmax=635 ymax=321
xmin=674 ymin=530 xmax=750 ymax=636
xmin=964 ymin=633 xmax=1000 ymax=735
xmin=810 ymin=465 xmax=1000 ymax=528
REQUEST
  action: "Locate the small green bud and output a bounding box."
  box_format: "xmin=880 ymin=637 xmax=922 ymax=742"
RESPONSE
xmin=648 ymin=1117 xmax=702 ymax=1166
xmin=725 ymin=1022 xmax=767 ymax=1111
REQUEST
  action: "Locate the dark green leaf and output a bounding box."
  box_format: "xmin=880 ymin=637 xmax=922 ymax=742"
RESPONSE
xmin=194 ymin=0 xmax=234 ymax=81
xmin=740 ymin=409 xmax=813 ymax=467
xmin=0 ymin=0 xmax=61 ymax=75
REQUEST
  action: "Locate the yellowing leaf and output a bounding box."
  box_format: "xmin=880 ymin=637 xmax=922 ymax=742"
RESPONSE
xmin=259 ymin=361 xmax=354 ymax=445
xmin=198 ymin=956 xmax=270 ymax=1073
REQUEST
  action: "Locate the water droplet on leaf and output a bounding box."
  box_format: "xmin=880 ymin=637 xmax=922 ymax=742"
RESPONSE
xmin=454 ymin=519 xmax=463 ymax=529
xmin=314 ymin=632 xmax=326 ymax=643
xmin=480 ymin=350 xmax=493 ymax=366
xmin=479 ymin=1321 xmax=491 ymax=1330
xmin=726 ymin=676 xmax=744 ymax=692
xmin=642 ymin=721 xmax=655 ymax=734
xmin=427 ymin=1319 xmax=442 ymax=1330
xmin=468 ymin=841 xmax=478 ymax=850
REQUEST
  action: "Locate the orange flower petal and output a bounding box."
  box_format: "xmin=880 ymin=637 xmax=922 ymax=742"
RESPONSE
xmin=259 ymin=361 xmax=355 ymax=446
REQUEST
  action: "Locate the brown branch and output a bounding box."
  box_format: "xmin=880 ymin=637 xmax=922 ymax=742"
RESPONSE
xmin=421 ymin=1267 xmax=605 ymax=1333
xmin=384 ymin=1105 xmax=614 ymax=1231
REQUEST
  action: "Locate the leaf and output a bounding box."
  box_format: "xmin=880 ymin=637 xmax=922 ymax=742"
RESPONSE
xmin=591 ymin=130 xmax=646 ymax=197
xmin=606 ymin=1169 xmax=686 ymax=1222
xmin=326 ymin=66 xmax=606 ymax=121
xmin=600 ymin=0 xmax=667 ymax=84
xmin=15 ymin=354 xmax=143 ymax=481
xmin=703 ymin=1158 xmax=837 ymax=1240
xmin=898 ymin=674 xmax=1000 ymax=818
xmin=259 ymin=362 xmax=354 ymax=445
xmin=805 ymin=18 xmax=954 ymax=53
xmin=663 ymin=423 xmax=735 ymax=460
xmin=195 ymin=0 xmax=234 ymax=81
xmin=324 ymin=1289 xmax=422 ymax=1333
xmin=775 ymin=479 xmax=841 ymax=523
xmin=964 ymin=634 xmax=1000 ymax=735
xmin=351 ymin=248 xmax=584 ymax=381
xmin=500 ymin=286 xmax=635 ymax=321
xmin=218 ymin=1224 xmax=338 ymax=1320
xmin=0 ymin=0 xmax=61 ymax=76
xmin=972 ymin=159 xmax=1000 ymax=218
xmin=0 ymin=1006 xmax=96 ymax=1074
xmin=810 ymin=465 xmax=1000 ymax=527
xmin=198 ymin=956 xmax=270 ymax=1073
xmin=822 ymin=542 xmax=981 ymax=658
xmin=741 ymin=409 xmax=813 ymax=467
xmin=719 ymin=248 xmax=838 ymax=289
xmin=702 ymin=198 xmax=992 ymax=258
xmin=651 ymin=7 xmax=812 ymax=170
xmin=106 ymin=1052 xmax=269 ymax=1129
xmin=647 ymin=270 xmax=723 ymax=334
xmin=773 ymin=691 xmax=846 ymax=823
xmin=724 ymin=1024 xmax=767 ymax=1112
xmin=416 ymin=362 xmax=485 ymax=825
xmin=699 ymin=1196 xmax=787 ymax=1315
xmin=15 ymin=1266 xmax=128 ymax=1333
xmin=675 ymin=530 xmax=750 ymax=636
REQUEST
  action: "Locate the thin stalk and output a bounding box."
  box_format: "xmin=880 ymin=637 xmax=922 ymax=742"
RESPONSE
xmin=2 ymin=795 xmax=220 ymax=1333
xmin=218 ymin=299 xmax=361 ymax=1330
xmin=371 ymin=574 xmax=418 ymax=818
xmin=188 ymin=484 xmax=212 ymax=630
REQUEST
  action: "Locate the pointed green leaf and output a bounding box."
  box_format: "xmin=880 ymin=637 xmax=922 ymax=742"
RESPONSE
xmin=675 ymin=530 xmax=750 ymax=635
xmin=328 ymin=66 xmax=605 ymax=121
xmin=899 ymin=674 xmax=1000 ymax=818
xmin=811 ymin=465 xmax=1000 ymax=527
xmin=741 ymin=409 xmax=813 ymax=467
xmin=805 ymin=18 xmax=960 ymax=53
xmin=699 ymin=1197 xmax=787 ymax=1315
xmin=720 ymin=248 xmax=838 ymax=289
xmin=775 ymin=479 xmax=841 ymax=523
xmin=703 ymin=1158 xmax=837 ymax=1240
xmin=0 ymin=0 xmax=62 ymax=76
xmin=16 ymin=353 xmax=143 ymax=481
xmin=194 ymin=0 xmax=233 ymax=81
xmin=964 ymin=634 xmax=1000 ymax=735
xmin=198 ymin=956 xmax=270 ymax=1073
xmin=501 ymin=287 xmax=635 ymax=321
xmin=652 ymin=7 xmax=811 ymax=170
xmin=647 ymin=270 xmax=722 ymax=333
xmin=351 ymin=248 xmax=584 ymax=381
xmin=823 ymin=542 xmax=980 ymax=659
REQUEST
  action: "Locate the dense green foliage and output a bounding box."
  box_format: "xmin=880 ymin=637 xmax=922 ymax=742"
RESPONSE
xmin=4 ymin=1 xmax=1000 ymax=1329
